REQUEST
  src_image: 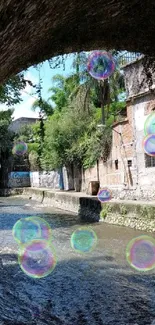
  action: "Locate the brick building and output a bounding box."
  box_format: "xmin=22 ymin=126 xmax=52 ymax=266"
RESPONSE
xmin=82 ymin=104 xmax=135 ymax=195
xmin=82 ymin=56 xmax=155 ymax=200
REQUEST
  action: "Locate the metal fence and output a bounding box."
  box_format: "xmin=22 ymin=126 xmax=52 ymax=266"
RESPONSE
xmin=118 ymin=51 xmax=142 ymax=66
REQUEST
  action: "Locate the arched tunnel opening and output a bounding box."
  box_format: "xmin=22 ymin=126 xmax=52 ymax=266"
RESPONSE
xmin=0 ymin=0 xmax=155 ymax=83
xmin=1 ymin=2 xmax=155 ymax=325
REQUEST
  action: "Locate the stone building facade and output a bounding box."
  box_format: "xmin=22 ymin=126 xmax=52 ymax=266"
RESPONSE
xmin=82 ymin=105 xmax=135 ymax=196
xmin=82 ymin=57 xmax=155 ymax=200
xmin=9 ymin=117 xmax=39 ymax=134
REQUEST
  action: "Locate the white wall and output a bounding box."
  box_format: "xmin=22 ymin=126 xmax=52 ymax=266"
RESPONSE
xmin=134 ymin=95 xmax=155 ymax=188
xmin=30 ymin=171 xmax=59 ymax=189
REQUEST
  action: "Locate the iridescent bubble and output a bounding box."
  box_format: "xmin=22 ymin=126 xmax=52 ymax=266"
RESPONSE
xmin=18 ymin=240 xmax=57 ymax=278
xmin=71 ymin=227 xmax=98 ymax=254
xmin=12 ymin=216 xmax=52 ymax=245
xmin=87 ymin=51 xmax=115 ymax=80
xmin=97 ymin=188 xmax=112 ymax=203
xmin=143 ymin=134 xmax=155 ymax=156
xmin=28 ymin=217 xmax=52 ymax=243
xmin=12 ymin=141 xmax=27 ymax=156
xmin=126 ymin=235 xmax=155 ymax=271
xmin=144 ymin=112 xmax=155 ymax=136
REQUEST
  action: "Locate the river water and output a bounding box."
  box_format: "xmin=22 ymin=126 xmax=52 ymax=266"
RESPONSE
xmin=0 ymin=196 xmax=155 ymax=325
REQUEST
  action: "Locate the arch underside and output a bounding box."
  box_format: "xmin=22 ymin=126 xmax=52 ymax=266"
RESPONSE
xmin=0 ymin=0 xmax=155 ymax=83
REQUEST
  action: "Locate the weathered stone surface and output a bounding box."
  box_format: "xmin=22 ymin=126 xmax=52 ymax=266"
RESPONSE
xmin=22 ymin=187 xmax=101 ymax=221
xmin=101 ymin=201 xmax=155 ymax=232
xmin=0 ymin=0 xmax=155 ymax=83
xmin=22 ymin=187 xmax=155 ymax=231
xmin=124 ymin=57 xmax=155 ymax=99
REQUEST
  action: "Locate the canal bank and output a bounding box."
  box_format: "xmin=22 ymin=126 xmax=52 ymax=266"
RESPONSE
xmin=15 ymin=187 xmax=155 ymax=233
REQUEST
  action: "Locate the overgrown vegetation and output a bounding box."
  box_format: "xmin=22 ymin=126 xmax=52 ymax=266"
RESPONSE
xmin=139 ymin=205 xmax=155 ymax=220
xmin=0 ymin=74 xmax=32 ymax=187
xmin=0 ymin=51 xmax=126 ymax=188
xmin=120 ymin=204 xmax=128 ymax=217
xmin=100 ymin=204 xmax=112 ymax=220
xmin=30 ymin=52 xmax=126 ymax=173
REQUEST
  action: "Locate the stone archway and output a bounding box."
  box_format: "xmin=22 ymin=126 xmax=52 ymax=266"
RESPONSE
xmin=0 ymin=0 xmax=155 ymax=83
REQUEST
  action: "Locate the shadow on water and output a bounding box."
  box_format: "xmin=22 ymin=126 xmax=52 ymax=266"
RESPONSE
xmin=0 ymin=207 xmax=83 ymax=231
xmin=0 ymin=211 xmax=86 ymax=232
xmin=0 ymin=198 xmax=92 ymax=232
xmin=0 ymin=252 xmax=155 ymax=325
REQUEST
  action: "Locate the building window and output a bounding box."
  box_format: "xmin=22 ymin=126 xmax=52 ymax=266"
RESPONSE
xmin=115 ymin=159 xmax=118 ymax=170
xmin=128 ymin=160 xmax=132 ymax=167
xmin=145 ymin=154 xmax=155 ymax=168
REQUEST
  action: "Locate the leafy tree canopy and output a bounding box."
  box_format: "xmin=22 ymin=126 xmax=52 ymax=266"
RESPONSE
xmin=0 ymin=73 xmax=31 ymax=106
xmin=31 ymin=51 xmax=127 ymax=171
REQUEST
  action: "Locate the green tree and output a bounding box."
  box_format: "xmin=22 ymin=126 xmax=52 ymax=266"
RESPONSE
xmin=70 ymin=51 xmax=126 ymax=124
xmin=0 ymin=73 xmax=31 ymax=106
xmin=40 ymin=106 xmax=93 ymax=170
xmin=16 ymin=124 xmax=34 ymax=143
xmin=0 ymin=73 xmax=35 ymax=188
xmin=31 ymin=98 xmax=54 ymax=117
xmin=35 ymin=51 xmax=126 ymax=190
xmin=15 ymin=122 xmax=41 ymax=171
xmin=48 ymin=74 xmax=79 ymax=111
xmin=0 ymin=109 xmax=14 ymax=188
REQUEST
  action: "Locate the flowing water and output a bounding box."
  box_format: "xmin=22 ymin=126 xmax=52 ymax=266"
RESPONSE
xmin=0 ymin=196 xmax=155 ymax=325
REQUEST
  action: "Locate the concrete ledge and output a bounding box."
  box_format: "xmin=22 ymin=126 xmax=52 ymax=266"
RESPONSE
xmin=43 ymin=190 xmax=80 ymax=213
xmin=6 ymin=187 xmax=155 ymax=231
xmin=23 ymin=187 xmax=44 ymax=203
xmin=0 ymin=188 xmax=23 ymax=196
xmin=22 ymin=187 xmax=101 ymax=222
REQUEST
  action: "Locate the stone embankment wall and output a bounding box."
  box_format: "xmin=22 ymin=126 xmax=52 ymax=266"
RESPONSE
xmin=22 ymin=187 xmax=155 ymax=232
xmin=105 ymin=187 xmax=155 ymax=201
xmin=101 ymin=201 xmax=155 ymax=232
xmin=23 ymin=188 xmax=101 ymax=223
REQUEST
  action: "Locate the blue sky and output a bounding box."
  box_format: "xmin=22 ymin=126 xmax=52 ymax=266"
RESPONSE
xmin=0 ymin=51 xmax=127 ymax=119
xmin=0 ymin=54 xmax=74 ymax=120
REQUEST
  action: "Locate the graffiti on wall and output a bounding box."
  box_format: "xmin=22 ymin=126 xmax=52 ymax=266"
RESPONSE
xmin=8 ymin=172 xmax=30 ymax=188
xmin=30 ymin=171 xmax=60 ymax=189
xmin=39 ymin=171 xmax=60 ymax=189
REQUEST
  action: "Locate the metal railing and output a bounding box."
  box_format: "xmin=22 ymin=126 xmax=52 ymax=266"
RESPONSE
xmin=118 ymin=51 xmax=142 ymax=66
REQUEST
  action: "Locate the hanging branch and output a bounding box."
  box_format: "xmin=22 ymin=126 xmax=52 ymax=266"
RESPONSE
xmin=48 ymin=54 xmax=70 ymax=70
xmin=35 ymin=66 xmax=45 ymax=170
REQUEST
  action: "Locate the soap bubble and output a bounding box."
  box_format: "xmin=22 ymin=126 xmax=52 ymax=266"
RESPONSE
xmin=97 ymin=188 xmax=112 ymax=203
xmin=12 ymin=216 xmax=52 ymax=245
xmin=126 ymin=235 xmax=155 ymax=271
xmin=71 ymin=227 xmax=98 ymax=254
xmin=87 ymin=51 xmax=115 ymax=80
xmin=143 ymin=134 xmax=155 ymax=156
xmin=144 ymin=112 xmax=155 ymax=136
xmin=18 ymin=240 xmax=57 ymax=278
xmin=12 ymin=141 xmax=28 ymax=156
xmin=12 ymin=218 xmax=41 ymax=245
